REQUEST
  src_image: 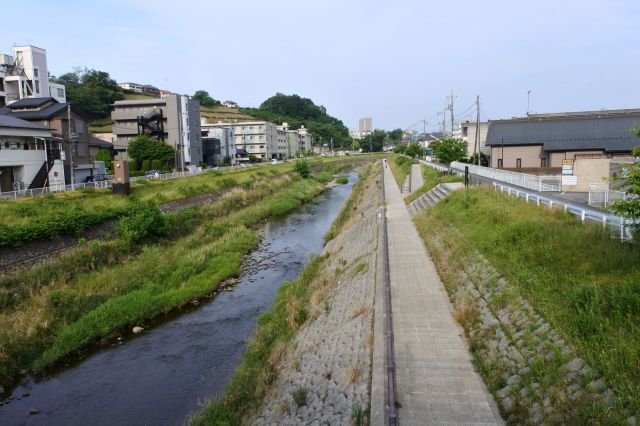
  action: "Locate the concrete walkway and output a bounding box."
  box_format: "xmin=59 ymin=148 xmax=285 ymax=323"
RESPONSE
xmin=408 ymin=163 xmax=424 ymax=195
xmin=382 ymin=160 xmax=502 ymax=425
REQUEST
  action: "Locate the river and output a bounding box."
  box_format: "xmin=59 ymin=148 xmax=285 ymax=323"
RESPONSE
xmin=0 ymin=172 xmax=357 ymax=426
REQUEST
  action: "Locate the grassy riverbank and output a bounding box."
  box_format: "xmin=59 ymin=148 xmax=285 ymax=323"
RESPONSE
xmin=191 ymin=162 xmax=378 ymax=425
xmin=0 ymin=156 xmax=376 ymax=248
xmin=388 ymin=155 xmax=411 ymax=188
xmin=414 ymin=187 xmax=640 ymax=421
xmin=404 ymin=165 xmax=462 ymax=204
xmin=0 ymin=173 xmax=330 ymax=390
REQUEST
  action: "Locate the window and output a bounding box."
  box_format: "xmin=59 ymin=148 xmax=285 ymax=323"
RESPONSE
xmin=541 ymin=158 xmax=547 ymax=167
xmin=57 ymin=88 xmax=64 ymax=97
xmin=497 ymin=159 xmax=503 ymax=168
xmin=35 ymin=80 xmax=40 ymax=94
xmin=516 ymin=159 xmax=522 ymax=168
xmin=462 ymin=127 xmax=468 ymax=137
xmin=34 ymin=68 xmax=39 ymax=77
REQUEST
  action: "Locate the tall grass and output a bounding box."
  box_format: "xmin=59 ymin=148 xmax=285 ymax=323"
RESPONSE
xmin=414 ymin=187 xmax=640 ymax=416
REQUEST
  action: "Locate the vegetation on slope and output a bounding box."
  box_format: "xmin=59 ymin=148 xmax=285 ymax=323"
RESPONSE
xmin=0 ymin=173 xmax=329 ymax=390
xmin=388 ymin=155 xmax=412 ymax=189
xmin=414 ymin=187 xmax=640 ymax=421
xmin=404 ymin=165 xmax=462 ymax=204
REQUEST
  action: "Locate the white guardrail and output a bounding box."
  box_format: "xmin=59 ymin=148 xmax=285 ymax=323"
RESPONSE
xmin=449 ymin=161 xmax=562 ymax=191
xmin=0 ymin=164 xmax=259 ymax=200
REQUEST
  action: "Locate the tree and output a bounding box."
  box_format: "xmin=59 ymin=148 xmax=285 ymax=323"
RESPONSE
xmin=192 ymin=90 xmax=220 ymax=107
xmin=95 ymin=148 xmax=113 ymax=172
xmin=51 ymin=68 xmax=124 ymax=119
xmin=431 ymin=138 xmax=467 ymax=165
xmin=465 ymin=152 xmax=490 ymax=167
xmin=388 ymin=128 xmax=403 ymax=141
xmin=361 ymin=130 xmax=386 ymax=152
xmin=611 ymin=138 xmax=640 ymax=237
xmin=127 ymin=135 xmax=175 ymax=167
xmin=393 ymin=145 xmax=406 ymax=154
xmin=405 ymin=142 xmax=425 ymax=158
xmin=294 ymin=159 xmax=310 ymax=178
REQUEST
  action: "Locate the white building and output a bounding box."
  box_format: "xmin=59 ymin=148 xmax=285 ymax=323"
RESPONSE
xmin=0 ymin=45 xmax=66 ymax=106
xmin=118 ymin=82 xmax=143 ymax=93
xmin=278 ymin=122 xmax=312 ymax=157
xmin=459 ymin=121 xmax=490 ymax=158
xmin=200 ymin=124 xmax=236 ymax=166
xmin=358 ymin=117 xmax=372 ymax=134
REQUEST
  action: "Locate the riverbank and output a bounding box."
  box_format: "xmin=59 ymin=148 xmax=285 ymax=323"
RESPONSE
xmin=414 ymin=187 xmax=639 ymax=424
xmin=192 ymin=161 xmax=382 ymax=425
xmin=0 ymin=166 xmax=348 ymax=394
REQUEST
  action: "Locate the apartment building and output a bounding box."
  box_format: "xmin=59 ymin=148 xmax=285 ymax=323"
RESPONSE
xmin=118 ymin=82 xmax=143 ymax=92
xmin=359 ymin=117 xmax=372 ymax=134
xmin=203 ymin=121 xmax=283 ymax=161
xmin=0 ymin=45 xmax=66 ymax=106
xmin=111 ymin=94 xmax=203 ymax=167
xmin=0 ymin=97 xmax=93 ymax=184
xmin=278 ymin=122 xmax=313 ymax=157
xmin=200 ymin=124 xmax=236 ymax=166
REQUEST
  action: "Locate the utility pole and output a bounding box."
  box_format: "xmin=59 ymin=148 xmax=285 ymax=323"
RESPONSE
xmin=67 ymin=104 xmax=75 ymax=186
xmin=330 ymin=138 xmax=333 ymax=155
xmin=447 ymin=90 xmax=456 ymax=134
xmin=443 ymin=107 xmax=447 ymax=134
xmin=418 ymin=118 xmax=427 ymax=135
xmin=474 ymin=95 xmax=481 ymax=166
xmin=527 ymin=90 xmax=532 ymax=116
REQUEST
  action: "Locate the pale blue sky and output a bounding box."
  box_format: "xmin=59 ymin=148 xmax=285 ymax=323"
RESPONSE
xmin=5 ymin=0 xmax=640 ymax=131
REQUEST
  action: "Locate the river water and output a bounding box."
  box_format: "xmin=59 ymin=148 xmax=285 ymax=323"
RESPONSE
xmin=0 ymin=172 xmax=356 ymax=426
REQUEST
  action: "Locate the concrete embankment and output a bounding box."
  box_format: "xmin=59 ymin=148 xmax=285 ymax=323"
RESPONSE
xmin=252 ymin=164 xmax=383 ymax=425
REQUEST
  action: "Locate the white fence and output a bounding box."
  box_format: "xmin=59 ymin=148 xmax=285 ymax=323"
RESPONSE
xmin=420 ymin=160 xmax=449 ymax=173
xmin=0 ymin=164 xmax=256 ymax=201
xmin=494 ymin=183 xmax=633 ymax=241
xmin=450 ymin=161 xmax=562 ymax=192
xmin=588 ymin=183 xmax=627 ymax=208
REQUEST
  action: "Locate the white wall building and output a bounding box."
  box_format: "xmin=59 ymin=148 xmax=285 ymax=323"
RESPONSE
xmin=201 ymin=124 xmax=236 ymax=166
xmin=0 ymin=45 xmax=66 ymax=106
xmin=118 ymin=82 xmax=143 ymax=93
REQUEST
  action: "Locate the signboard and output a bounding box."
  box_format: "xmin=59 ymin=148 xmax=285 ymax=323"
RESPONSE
xmin=561 ymin=159 xmax=574 ymax=175
xmin=562 ymin=175 xmax=577 ymax=186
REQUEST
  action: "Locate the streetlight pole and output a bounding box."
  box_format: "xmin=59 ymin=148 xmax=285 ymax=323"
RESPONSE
xmin=67 ymin=105 xmax=75 ymax=186
xmin=527 ymin=90 xmax=532 ymax=116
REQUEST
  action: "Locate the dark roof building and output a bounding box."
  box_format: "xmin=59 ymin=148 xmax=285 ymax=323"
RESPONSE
xmin=486 ymin=109 xmax=640 ymax=171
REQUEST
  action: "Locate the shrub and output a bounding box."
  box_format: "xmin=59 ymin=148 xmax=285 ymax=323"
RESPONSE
xmin=141 ymin=159 xmax=151 ymax=172
xmin=336 ymin=176 xmax=348 ymax=185
xmin=129 ymin=159 xmax=139 ymax=172
xmin=118 ymin=201 xmax=169 ymax=246
xmin=294 ymin=159 xmax=310 ymax=178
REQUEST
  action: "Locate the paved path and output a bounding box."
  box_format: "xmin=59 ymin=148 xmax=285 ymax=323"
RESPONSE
xmin=408 ymin=163 xmax=424 ymax=195
xmin=382 ymin=159 xmax=502 ymax=425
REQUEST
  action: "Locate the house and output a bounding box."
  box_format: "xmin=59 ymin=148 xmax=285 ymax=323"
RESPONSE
xmin=111 ymin=94 xmax=203 ymax=167
xmin=222 ymin=100 xmax=238 ymax=108
xmin=486 ymin=108 xmax=640 ymax=191
xmin=118 ymin=82 xmax=143 ymax=93
xmin=0 ymin=45 xmax=66 ymax=106
xmin=141 ymin=85 xmax=160 ymax=98
xmin=459 ymin=121 xmax=490 ymax=158
xmin=0 ymin=115 xmax=59 ymax=192
xmin=0 ymin=97 xmax=94 ymax=184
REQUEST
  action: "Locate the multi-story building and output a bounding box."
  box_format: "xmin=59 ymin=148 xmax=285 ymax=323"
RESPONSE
xmin=118 ymin=82 xmax=143 ymax=93
xmin=0 ymin=97 xmax=94 ymax=184
xmin=111 ymin=94 xmax=203 ymax=167
xmin=201 ymin=124 xmax=236 ymax=166
xmin=204 ymin=121 xmax=282 ymax=161
xmin=0 ymin=115 xmax=56 ymax=192
xmin=0 ymin=45 xmax=66 ymax=106
xmin=459 ymin=121 xmax=490 ymax=158
xmin=359 ymin=117 xmax=372 ymax=134
xmin=142 ymin=85 xmax=160 ymax=97
xmin=278 ymin=122 xmax=312 ymax=157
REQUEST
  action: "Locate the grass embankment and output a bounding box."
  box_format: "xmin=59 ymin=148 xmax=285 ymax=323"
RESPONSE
xmin=0 ymin=174 xmax=329 ymax=390
xmin=0 ymin=157 xmax=364 ymax=248
xmin=388 ymin=155 xmax=411 ymax=188
xmin=191 ymin=162 xmax=378 ymax=425
xmin=414 ymin=187 xmax=640 ymax=419
xmin=404 ymin=165 xmax=462 ymax=204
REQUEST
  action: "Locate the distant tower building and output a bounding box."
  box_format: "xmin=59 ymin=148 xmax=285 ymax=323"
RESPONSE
xmin=359 ymin=117 xmax=372 ymax=134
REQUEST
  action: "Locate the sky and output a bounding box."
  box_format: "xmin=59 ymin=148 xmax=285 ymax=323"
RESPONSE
xmin=5 ymin=0 xmax=640 ymax=132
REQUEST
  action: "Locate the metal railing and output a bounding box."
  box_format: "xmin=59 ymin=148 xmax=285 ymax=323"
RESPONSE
xmin=0 ymin=163 xmax=257 ymax=200
xmin=450 ymin=161 xmax=562 ymax=192
xmin=494 ymin=182 xmax=633 ymax=241
xmin=588 ymin=183 xmax=626 ymax=208
xmin=420 ymin=159 xmax=449 ymax=173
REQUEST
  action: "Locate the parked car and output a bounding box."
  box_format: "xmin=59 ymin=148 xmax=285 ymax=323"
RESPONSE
xmin=84 ymin=174 xmax=107 ymax=183
xmin=145 ymin=169 xmax=161 ymax=178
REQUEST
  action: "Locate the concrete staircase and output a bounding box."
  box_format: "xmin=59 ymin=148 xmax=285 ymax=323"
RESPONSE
xmin=407 ymin=182 xmax=464 ymax=216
